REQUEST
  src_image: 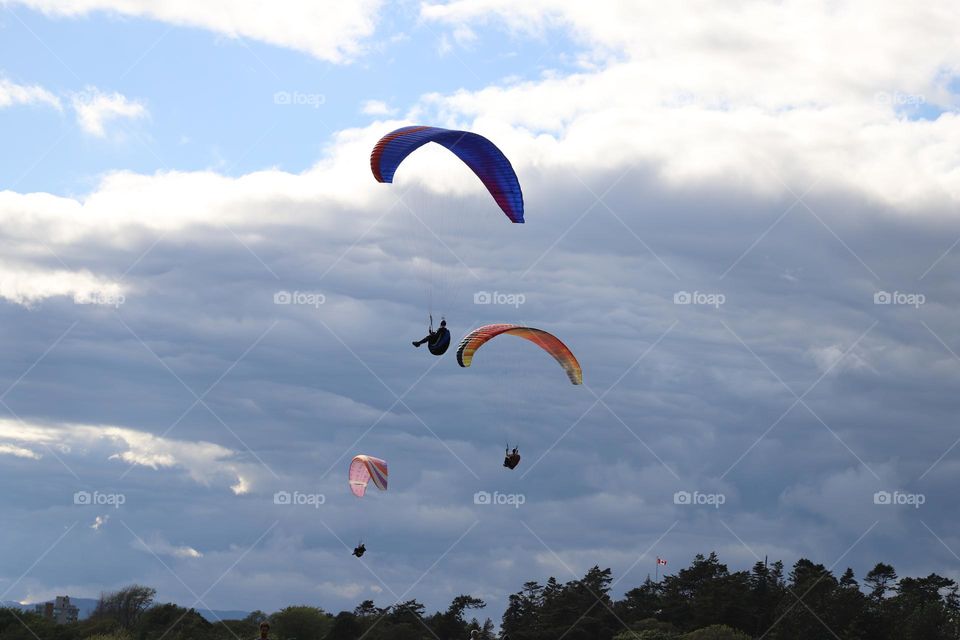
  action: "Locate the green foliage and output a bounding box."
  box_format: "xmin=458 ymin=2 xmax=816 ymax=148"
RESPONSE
xmin=657 ymin=553 xmax=753 ymax=632
xmin=611 ymin=618 xmax=679 ymax=639
xmin=7 ymin=554 xmax=960 ymax=640
xmin=613 ymin=630 xmax=679 ymax=640
xmin=242 ymin=609 xmax=268 ymax=626
xmin=681 ymin=624 xmax=751 ymax=639
xmin=502 ymin=566 xmax=617 ymax=640
xmin=133 ymin=603 xmax=215 ymax=640
xmin=506 ymin=554 xmax=960 ymax=640
xmin=327 ymin=610 xmax=363 ymax=640
xmin=269 ymin=605 xmax=333 ymax=640
xmin=93 ymin=585 xmax=156 ymax=629
xmin=0 ymin=609 xmax=60 ymax=640
xmin=210 ymin=619 xmax=251 ymax=639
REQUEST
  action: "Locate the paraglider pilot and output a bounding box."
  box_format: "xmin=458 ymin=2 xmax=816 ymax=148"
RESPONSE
xmin=353 ymin=542 xmax=366 ymax=558
xmin=503 ymin=447 xmax=521 ymax=470
xmin=413 ymin=317 xmax=451 ymax=355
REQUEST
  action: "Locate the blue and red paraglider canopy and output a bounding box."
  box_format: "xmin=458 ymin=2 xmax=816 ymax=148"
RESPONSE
xmin=370 ymin=125 xmax=525 ymax=223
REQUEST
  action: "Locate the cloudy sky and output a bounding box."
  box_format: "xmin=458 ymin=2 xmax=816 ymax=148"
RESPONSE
xmin=1 ymin=0 xmax=959 ymax=623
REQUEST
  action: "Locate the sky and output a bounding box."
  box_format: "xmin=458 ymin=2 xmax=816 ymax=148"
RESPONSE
xmin=1 ymin=0 xmax=960 ymax=627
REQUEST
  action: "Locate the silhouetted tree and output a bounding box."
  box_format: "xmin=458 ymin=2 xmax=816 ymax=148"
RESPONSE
xmin=885 ymin=574 xmax=958 ymax=640
xmin=135 ymin=604 xmax=214 ymax=640
xmin=502 ymin=581 xmax=544 ymax=640
xmin=617 ymin=577 xmax=663 ymax=626
xmin=269 ymin=605 xmax=332 ymax=640
xmin=327 ymin=610 xmax=362 ymax=640
xmin=658 ymin=553 xmax=751 ymax=632
xmin=94 ymin=584 xmax=156 ymax=629
xmin=427 ymin=594 xmax=486 ymax=639
xmin=13 ymin=551 xmax=960 ymax=640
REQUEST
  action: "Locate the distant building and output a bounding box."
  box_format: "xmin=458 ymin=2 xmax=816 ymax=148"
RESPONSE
xmin=34 ymin=596 xmax=79 ymax=624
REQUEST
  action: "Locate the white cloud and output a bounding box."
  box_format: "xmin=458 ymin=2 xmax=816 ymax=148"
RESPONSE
xmin=11 ymin=0 xmax=383 ymax=62
xmin=0 ymin=22 xmax=955 ymax=268
xmin=0 ymin=262 xmax=125 ymax=308
xmin=437 ymin=33 xmax=451 ymax=56
xmin=0 ymin=419 xmax=259 ymax=493
xmin=438 ymin=24 xmax=476 ymax=55
xmin=98 ymin=426 xmax=248 ymax=488
xmin=71 ymin=88 xmax=147 ymax=137
xmin=132 ymin=535 xmax=203 ymax=559
xmin=361 ymin=99 xmax=395 ymax=116
xmin=415 ymin=0 xmax=960 ymax=212
xmin=0 ymin=77 xmax=62 ymax=110
xmin=0 ymin=125 xmax=381 ymax=238
xmin=808 ymin=344 xmax=876 ymax=375
xmin=231 ymin=475 xmax=251 ymax=496
xmin=452 ymin=24 xmax=476 ymax=46
xmin=316 ymin=581 xmax=365 ymax=599
xmin=422 ymin=0 xmax=960 ymax=81
xmin=0 ymin=442 xmax=41 ymax=459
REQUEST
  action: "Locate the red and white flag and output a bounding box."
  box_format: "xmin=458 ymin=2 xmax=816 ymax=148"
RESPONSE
xmin=656 ymin=558 xmax=667 ymax=566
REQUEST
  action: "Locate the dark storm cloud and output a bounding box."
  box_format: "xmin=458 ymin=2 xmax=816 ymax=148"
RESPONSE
xmin=1 ymin=152 xmax=959 ymax=618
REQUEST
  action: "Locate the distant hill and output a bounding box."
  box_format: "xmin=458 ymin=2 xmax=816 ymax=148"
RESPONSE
xmin=196 ymin=608 xmax=251 ymax=622
xmin=3 ymin=598 xmax=249 ymax=622
xmin=63 ymin=597 xmax=98 ymax=619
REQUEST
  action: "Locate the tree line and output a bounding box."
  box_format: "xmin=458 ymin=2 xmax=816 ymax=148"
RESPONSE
xmin=0 ymin=551 xmax=957 ymax=639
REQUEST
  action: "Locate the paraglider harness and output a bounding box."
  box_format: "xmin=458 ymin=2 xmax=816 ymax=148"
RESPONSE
xmin=353 ymin=542 xmax=366 ymax=558
xmin=426 ymin=315 xmax=451 ymax=356
xmin=503 ymin=445 xmax=521 ymax=470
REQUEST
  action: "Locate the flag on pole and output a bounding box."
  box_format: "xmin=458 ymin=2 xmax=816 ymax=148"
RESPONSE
xmin=655 ymin=557 xmax=667 ymax=582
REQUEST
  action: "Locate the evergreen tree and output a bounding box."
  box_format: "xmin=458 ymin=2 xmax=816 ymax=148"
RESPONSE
xmin=658 ymin=553 xmax=751 ymax=632
xmin=617 ymin=577 xmax=663 ymax=625
xmin=885 ymin=574 xmax=957 ymax=640
xmin=328 ymin=610 xmax=362 ymax=640
xmin=502 ymin=581 xmax=544 ymax=640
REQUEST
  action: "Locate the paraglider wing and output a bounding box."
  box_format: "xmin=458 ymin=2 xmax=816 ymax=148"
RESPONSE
xmin=349 ymin=455 xmax=389 ymax=498
xmin=370 ymin=126 xmax=524 ymax=223
xmin=456 ymin=324 xmax=583 ymax=385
